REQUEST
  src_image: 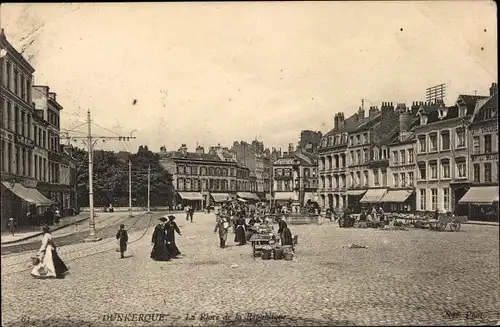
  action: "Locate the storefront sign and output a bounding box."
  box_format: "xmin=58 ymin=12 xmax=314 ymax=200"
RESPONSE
xmin=471 ymin=123 xmax=498 ymax=135
xmin=472 ymin=153 xmax=498 ymax=162
xmin=276 ymin=158 xmax=295 ymax=165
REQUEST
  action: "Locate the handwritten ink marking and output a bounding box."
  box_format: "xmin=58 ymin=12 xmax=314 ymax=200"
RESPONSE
xmin=444 ymin=310 xmax=484 ymax=320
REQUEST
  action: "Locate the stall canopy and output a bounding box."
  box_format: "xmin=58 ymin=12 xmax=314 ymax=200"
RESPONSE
xmin=380 ymin=190 xmax=413 ymax=203
xmin=458 ymin=186 xmax=499 ymax=205
xmin=236 ymin=192 xmax=260 ymax=201
xmin=237 ymin=198 xmax=247 ymax=202
xmin=359 ymin=188 xmax=388 ymax=203
xmin=273 ymin=192 xmax=294 ymax=201
xmin=178 ymin=192 xmax=203 ymax=201
xmin=1 ymin=182 xmax=54 ymax=206
xmin=346 ymin=190 xmax=367 ymax=196
xmin=210 ymin=193 xmax=230 ymax=203
xmin=303 ymin=192 xmax=319 ymax=204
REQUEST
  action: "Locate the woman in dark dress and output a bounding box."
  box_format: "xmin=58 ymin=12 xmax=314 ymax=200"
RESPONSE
xmin=278 ymin=216 xmax=293 ymax=249
xmin=150 ymin=218 xmax=170 ymax=261
xmin=165 ymin=215 xmax=182 ymax=258
xmin=234 ymin=216 xmax=247 ymax=245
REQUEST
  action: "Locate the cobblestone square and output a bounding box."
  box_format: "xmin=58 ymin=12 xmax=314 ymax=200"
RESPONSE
xmin=2 ymin=213 xmax=499 ymax=326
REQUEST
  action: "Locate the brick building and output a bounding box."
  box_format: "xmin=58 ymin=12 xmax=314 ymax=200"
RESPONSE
xmin=231 ymin=140 xmax=265 ymax=196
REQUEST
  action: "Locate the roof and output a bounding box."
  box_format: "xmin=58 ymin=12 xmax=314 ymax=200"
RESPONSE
xmin=274 ymin=150 xmax=318 ymax=166
xmin=470 ymin=93 xmax=498 ymax=124
xmin=323 ymin=112 xmax=377 ymax=138
xmin=162 ymin=151 xmax=222 ymax=162
xmin=457 ymin=95 xmax=489 ymax=112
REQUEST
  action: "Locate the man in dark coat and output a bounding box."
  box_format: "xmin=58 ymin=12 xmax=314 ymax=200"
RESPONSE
xmin=278 ymin=216 xmax=293 ymax=250
xmin=165 ymin=215 xmax=182 ymax=258
xmin=150 ymin=217 xmax=170 ymax=261
xmin=214 ymin=215 xmax=230 ymax=248
xmin=234 ymin=216 xmax=247 ymax=245
xmin=116 ymin=224 xmax=128 ymax=259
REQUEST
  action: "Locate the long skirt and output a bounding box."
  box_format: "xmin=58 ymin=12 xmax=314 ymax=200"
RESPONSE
xmin=151 ymin=243 xmax=170 ymax=261
xmin=281 ymin=227 xmax=293 ymax=246
xmin=31 ymin=248 xmax=68 ymax=279
xmin=234 ymin=226 xmax=246 ymax=245
xmin=168 ymin=242 xmax=181 ymax=257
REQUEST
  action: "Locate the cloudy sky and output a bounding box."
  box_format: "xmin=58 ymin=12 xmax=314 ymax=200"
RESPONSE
xmin=1 ymin=2 xmax=497 ymax=153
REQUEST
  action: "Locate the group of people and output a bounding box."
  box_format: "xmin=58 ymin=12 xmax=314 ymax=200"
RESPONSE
xmin=150 ymin=215 xmax=183 ymax=261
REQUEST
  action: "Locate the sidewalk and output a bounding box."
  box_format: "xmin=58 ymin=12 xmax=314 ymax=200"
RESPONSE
xmin=1 ymin=214 xmax=90 ymax=245
xmin=464 ymin=220 xmax=499 ymax=226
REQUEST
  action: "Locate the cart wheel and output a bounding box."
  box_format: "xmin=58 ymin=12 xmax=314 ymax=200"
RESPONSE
xmin=450 ymin=221 xmax=461 ymax=232
xmin=438 ymin=222 xmax=447 ymax=232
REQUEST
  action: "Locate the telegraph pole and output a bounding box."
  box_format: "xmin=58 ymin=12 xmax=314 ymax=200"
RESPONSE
xmin=147 ymin=165 xmax=151 ymax=213
xmin=128 ymin=160 xmax=133 ymax=217
xmin=85 ymin=110 xmax=100 ymax=242
xmin=60 ymin=110 xmax=137 ymax=240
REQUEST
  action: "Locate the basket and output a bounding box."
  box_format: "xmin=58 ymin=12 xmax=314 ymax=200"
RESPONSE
xmin=261 ymin=250 xmax=272 ymax=260
xmin=274 ymin=248 xmax=284 ymax=260
xmin=284 ymin=252 xmax=294 ymax=261
xmin=31 ymin=256 xmax=40 ymax=266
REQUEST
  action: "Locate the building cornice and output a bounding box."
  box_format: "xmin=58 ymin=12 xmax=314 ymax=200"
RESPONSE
xmin=0 ymin=33 xmax=36 ymax=74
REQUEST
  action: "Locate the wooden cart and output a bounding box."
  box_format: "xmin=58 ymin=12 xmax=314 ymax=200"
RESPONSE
xmin=429 ymin=215 xmax=468 ymax=232
xmin=250 ymin=234 xmax=276 ymax=259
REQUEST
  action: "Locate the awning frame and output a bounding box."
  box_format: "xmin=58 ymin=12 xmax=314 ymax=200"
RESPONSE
xmin=380 ymin=190 xmax=414 ymax=203
xmin=458 ymin=186 xmax=499 ymax=205
xmin=178 ymin=192 xmax=203 ymax=201
xmin=359 ymin=188 xmax=388 ymax=204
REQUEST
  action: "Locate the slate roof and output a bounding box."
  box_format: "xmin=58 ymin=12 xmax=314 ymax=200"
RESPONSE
xmin=470 ymin=93 xmax=498 ymax=124
xmin=162 ymin=151 xmax=222 ymax=162
xmin=323 ymin=113 xmax=378 ymax=138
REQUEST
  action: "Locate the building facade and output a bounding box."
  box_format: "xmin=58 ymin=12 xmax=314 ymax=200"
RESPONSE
xmin=159 ymin=144 xmax=254 ymax=208
xmin=231 ymin=141 xmax=265 ymax=196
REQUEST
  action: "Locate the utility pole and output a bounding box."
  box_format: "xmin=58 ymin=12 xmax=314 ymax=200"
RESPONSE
xmin=147 ymin=165 xmax=151 ymax=213
xmin=128 ymin=160 xmax=132 ymax=217
xmin=85 ymin=110 xmax=100 ymax=242
xmin=60 ymin=110 xmax=137 ymax=241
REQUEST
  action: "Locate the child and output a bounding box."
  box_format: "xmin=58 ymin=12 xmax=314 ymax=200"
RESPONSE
xmin=116 ymin=224 xmax=129 ymax=259
xmin=8 ymin=218 xmax=15 ymax=236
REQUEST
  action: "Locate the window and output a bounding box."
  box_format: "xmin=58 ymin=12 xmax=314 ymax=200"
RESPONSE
xmin=484 ymin=108 xmax=494 ymax=120
xmin=418 ymin=136 xmax=426 ymax=153
xmin=429 ymin=133 xmax=437 ymax=151
xmin=401 ymin=173 xmax=406 ymax=187
xmin=373 ymin=148 xmax=379 ymax=160
xmin=381 ymin=169 xmax=387 ymax=186
xmin=431 ymin=188 xmax=437 ymax=211
xmin=356 ymin=150 xmax=361 ymax=164
xmin=458 ymin=106 xmax=467 ymax=117
xmin=382 ymin=149 xmax=388 ymax=159
xmin=408 ymin=172 xmax=414 ymax=186
xmin=441 ymin=159 xmax=450 ymax=179
xmin=356 ymin=171 xmax=361 ymax=186
xmin=443 ymin=188 xmax=450 ymax=212
xmin=21 ymin=74 xmax=26 ymax=101
xmin=374 ymin=169 xmax=379 ymax=186
xmin=418 ymin=163 xmax=427 ymax=180
xmin=430 ymin=163 xmax=438 ymax=179
xmin=408 ymin=149 xmax=414 ymax=163
xmin=456 ymin=160 xmax=467 ymax=178
xmin=420 ymin=189 xmax=426 ymax=211
xmin=484 ymin=134 xmax=492 ymax=153
xmin=356 ymin=135 xmax=360 ymax=145
xmin=393 ymin=151 xmax=399 ymax=165
xmin=363 ymin=171 xmax=368 ymax=187
xmin=441 ymin=132 xmax=450 ymax=150
xmin=393 ymin=173 xmax=399 ymax=188
xmin=484 ymin=163 xmax=492 ymax=182
xmin=456 ymin=129 xmax=466 ymax=148
xmin=473 ymin=164 xmax=480 ymax=183
xmin=350 ymin=152 xmax=355 ymax=165
xmin=400 ymin=150 xmax=406 ymax=164
xmin=6 ymin=101 xmax=11 ymax=131
xmin=364 ymin=149 xmax=369 ymax=162
xmin=13 ymin=69 xmax=18 ymax=95
xmin=6 ymin=61 xmax=11 ymax=89
xmin=14 ymin=106 xmax=19 ymax=134
xmin=0 ymin=141 xmax=5 ymax=172
xmin=473 ymin=136 xmax=480 ymax=154
xmin=349 ymin=136 xmax=353 ymax=146
xmin=363 ymin=133 xmax=368 ymax=144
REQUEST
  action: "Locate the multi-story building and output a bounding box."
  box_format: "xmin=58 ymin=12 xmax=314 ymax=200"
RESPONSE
xmin=299 ymin=130 xmax=322 ymax=153
xmin=0 ymin=29 xmax=59 ymax=227
xmin=414 ymin=94 xmax=489 ymax=214
xmin=458 ymin=83 xmax=498 ymax=221
xmin=262 ymin=156 xmax=273 ymax=200
xmin=231 ymin=140 xmax=265 ymax=197
xmin=159 ymin=144 xmax=255 ymax=208
xmin=273 ymin=145 xmax=318 ymax=206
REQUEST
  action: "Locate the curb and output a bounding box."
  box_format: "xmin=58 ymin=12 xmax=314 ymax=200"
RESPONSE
xmin=464 ymin=221 xmax=499 ymax=226
xmin=1 ymin=216 xmax=90 ymax=246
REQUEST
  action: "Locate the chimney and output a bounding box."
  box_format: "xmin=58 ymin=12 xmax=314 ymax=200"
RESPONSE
xmin=358 ymin=106 xmax=365 ymax=119
xmin=368 ymin=106 xmax=379 ymax=117
xmin=399 ymin=110 xmax=412 ymax=133
xmin=337 ymin=112 xmax=345 ymax=129
xmin=334 ymin=113 xmax=339 ymax=130
xmin=179 ymin=144 xmax=188 ymax=156
xmin=195 ymin=145 xmax=205 ymax=155
xmin=490 ymin=82 xmax=498 ymax=96
xmin=381 ymin=101 xmax=395 ymax=120
xmin=288 ymin=143 xmax=294 ymax=154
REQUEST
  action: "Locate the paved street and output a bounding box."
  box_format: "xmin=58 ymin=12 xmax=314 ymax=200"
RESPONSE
xmin=1 ymin=212 xmax=499 ymax=326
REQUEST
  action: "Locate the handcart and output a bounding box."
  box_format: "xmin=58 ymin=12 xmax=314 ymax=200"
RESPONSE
xmin=429 ymin=215 xmax=467 ymax=232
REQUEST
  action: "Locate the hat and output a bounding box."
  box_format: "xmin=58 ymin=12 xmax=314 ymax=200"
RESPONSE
xmin=168 ymin=215 xmax=175 ymax=220
xmin=159 ymin=217 xmax=167 ymax=222
xmin=9 ymin=218 xmax=14 ymax=221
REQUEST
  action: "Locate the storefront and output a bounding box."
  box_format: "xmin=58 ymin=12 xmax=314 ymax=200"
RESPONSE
xmin=273 ymin=192 xmax=294 ymax=205
xmin=176 ymin=192 xmax=204 ymax=210
xmin=346 ymin=189 xmax=367 ymax=213
xmin=236 ymin=192 xmax=260 ymax=203
xmin=458 ymin=186 xmax=499 ymax=222
xmin=210 ymin=193 xmax=230 ymax=204
xmin=379 ymin=190 xmax=415 ymax=212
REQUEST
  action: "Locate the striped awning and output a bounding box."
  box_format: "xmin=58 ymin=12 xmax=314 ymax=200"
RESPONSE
xmin=346 ymin=189 xmax=367 ymax=196
xmin=1 ymin=182 xmax=54 ymax=206
xmin=359 ymin=189 xmax=388 ymax=203
xmin=211 ymin=193 xmax=230 ymax=203
xmin=237 ymin=192 xmax=260 ymax=201
xmin=380 ymin=190 xmax=414 ymax=203
xmin=178 ymin=192 xmax=203 ymax=200
xmin=458 ymin=186 xmax=499 ymax=205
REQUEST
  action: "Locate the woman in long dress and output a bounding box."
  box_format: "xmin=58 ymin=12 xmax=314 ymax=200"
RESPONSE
xmin=150 ymin=218 xmax=171 ymax=261
xmin=165 ymin=215 xmax=182 ymax=258
xmin=277 ymin=216 xmax=293 ymax=250
xmin=31 ymin=225 xmax=68 ymax=279
xmin=234 ymin=216 xmax=247 ymax=245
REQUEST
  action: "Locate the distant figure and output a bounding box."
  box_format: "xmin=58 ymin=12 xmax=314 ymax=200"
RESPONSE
xmin=116 ymin=224 xmax=129 ymax=259
xmin=189 ymin=206 xmax=194 ymax=223
xmin=234 ymin=216 xmax=247 ymax=246
xmin=185 ymin=205 xmax=190 ymax=221
xmin=214 ymin=215 xmax=230 ymax=248
xmin=277 ymin=216 xmax=293 ymax=250
xmin=165 ymin=215 xmax=182 ymax=258
xmin=54 ymin=207 xmax=61 ymax=225
xmin=150 ymin=218 xmax=170 ymax=261
xmin=31 ymin=225 xmax=68 ymax=279
xmin=8 ymin=218 xmax=15 ymax=236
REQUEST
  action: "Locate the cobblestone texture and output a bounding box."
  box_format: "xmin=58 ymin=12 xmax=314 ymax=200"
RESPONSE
xmin=1 ymin=213 xmax=499 ymax=326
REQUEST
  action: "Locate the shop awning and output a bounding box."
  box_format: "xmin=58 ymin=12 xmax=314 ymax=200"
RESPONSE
xmin=1 ymin=182 xmax=54 ymax=206
xmin=359 ymin=188 xmax=388 ymax=203
xmin=380 ymin=190 xmax=414 ymax=203
xmin=178 ymin=192 xmax=203 ymax=200
xmin=303 ymin=192 xmax=319 ymax=204
xmin=211 ymin=193 xmax=230 ymax=203
xmin=458 ymin=186 xmax=499 ymax=205
xmin=236 ymin=192 xmax=260 ymax=201
xmin=346 ymin=189 xmax=367 ymax=196
xmin=273 ymin=192 xmax=294 ymax=201
xmin=237 ymin=198 xmax=247 ymax=202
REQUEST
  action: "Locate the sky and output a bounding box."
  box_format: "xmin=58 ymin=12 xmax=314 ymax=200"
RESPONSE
xmin=1 ymin=2 xmax=497 ymax=154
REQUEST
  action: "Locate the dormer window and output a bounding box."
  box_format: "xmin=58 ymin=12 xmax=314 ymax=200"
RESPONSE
xmin=458 ymin=105 xmax=467 ymax=118
xmin=419 ymin=115 xmax=428 ymax=126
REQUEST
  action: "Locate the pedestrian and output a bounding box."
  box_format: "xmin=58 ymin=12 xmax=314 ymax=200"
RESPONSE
xmin=165 ymin=215 xmax=182 ymax=258
xmin=8 ymin=218 xmax=15 ymax=236
xmin=277 ymin=216 xmax=294 ymax=251
xmin=234 ymin=215 xmax=247 ymax=246
xmin=31 ymin=225 xmax=68 ymax=279
xmin=116 ymin=224 xmax=129 ymax=259
xmin=54 ymin=207 xmax=61 ymax=225
xmin=189 ymin=205 xmax=194 ymax=223
xmin=150 ymin=217 xmax=170 ymax=261
xmin=214 ymin=215 xmax=230 ymax=248
xmin=185 ymin=205 xmax=190 ymax=221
